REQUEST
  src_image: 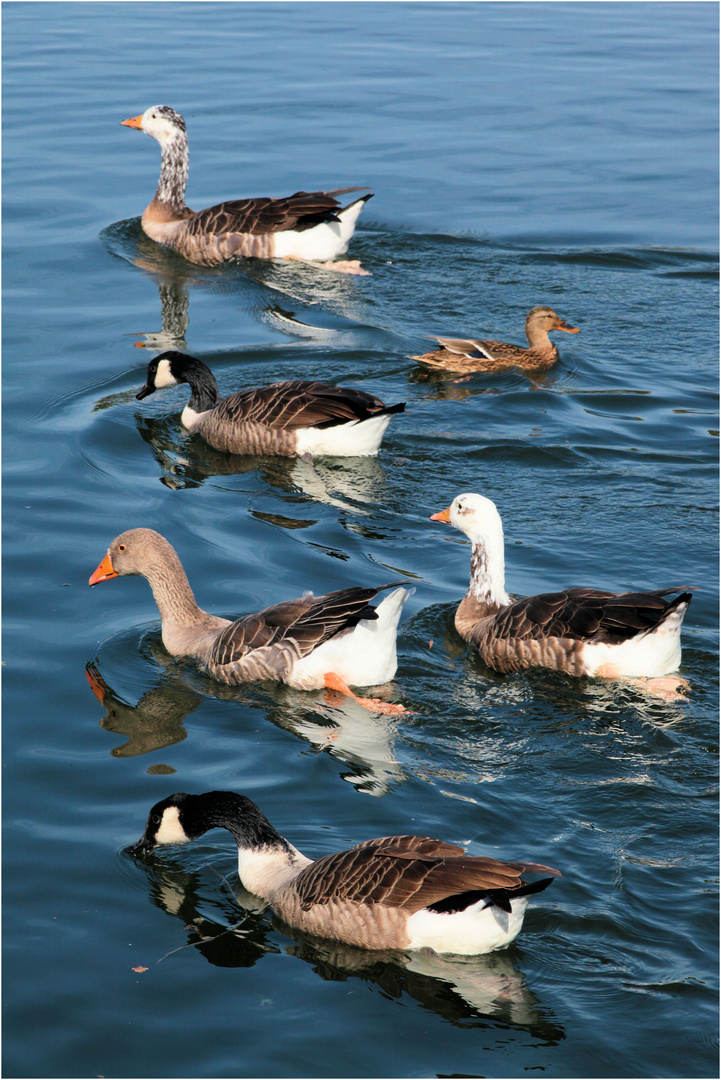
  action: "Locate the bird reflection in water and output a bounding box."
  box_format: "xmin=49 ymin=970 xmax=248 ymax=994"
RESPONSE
xmin=129 ymin=855 xmax=564 ymax=1038
xmin=86 ymin=658 xmax=406 ymax=796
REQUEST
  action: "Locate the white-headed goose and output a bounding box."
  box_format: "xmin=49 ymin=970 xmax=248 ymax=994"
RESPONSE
xmin=129 ymin=790 xmax=561 ymax=954
xmin=431 ymin=493 xmax=692 ymax=698
xmin=89 ymin=529 xmax=410 ymax=713
xmin=411 ymin=307 xmax=579 ymax=373
xmin=121 ymin=106 xmax=371 ymax=274
xmin=136 ymin=351 xmax=404 ymax=457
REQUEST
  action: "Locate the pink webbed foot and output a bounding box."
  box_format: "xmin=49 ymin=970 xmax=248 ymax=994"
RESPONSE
xmin=323 ymin=672 xmax=407 ymax=715
xmin=636 ymin=675 xmax=691 ymax=703
xmin=283 ymin=255 xmax=371 ymax=276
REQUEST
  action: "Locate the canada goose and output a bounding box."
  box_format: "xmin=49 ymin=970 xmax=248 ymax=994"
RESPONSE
xmin=411 ymin=307 xmax=579 ymax=373
xmin=121 ymin=105 xmax=371 ymax=273
xmin=136 ymin=351 xmax=405 ymax=457
xmin=129 ymin=790 xmax=561 ymax=954
xmin=431 ymin=493 xmax=691 ymax=698
xmin=89 ymin=528 xmax=410 ymax=713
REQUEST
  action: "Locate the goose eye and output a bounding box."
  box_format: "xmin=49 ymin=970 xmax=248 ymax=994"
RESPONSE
xmin=151 ymin=814 xmax=160 ymax=825
xmin=118 ymin=544 xmax=126 ymax=552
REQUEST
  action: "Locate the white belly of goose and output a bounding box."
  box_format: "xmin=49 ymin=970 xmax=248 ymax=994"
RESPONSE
xmin=288 ymin=586 xmax=410 ymax=691
xmin=406 ymin=895 xmax=532 ymax=955
xmin=272 ymin=199 xmax=366 ymax=261
xmin=581 ymin=604 xmax=686 ymax=678
xmin=295 ymin=412 xmax=394 ymax=457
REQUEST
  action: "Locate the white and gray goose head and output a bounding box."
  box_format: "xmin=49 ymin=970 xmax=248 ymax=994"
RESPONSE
xmin=431 ymin=493 xmax=509 ymax=606
xmin=121 ymin=105 xmax=187 ymax=147
xmin=127 ymin=791 xmax=291 ymax=856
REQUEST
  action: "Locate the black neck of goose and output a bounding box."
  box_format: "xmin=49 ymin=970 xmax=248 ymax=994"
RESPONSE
xmin=184 ymin=792 xmax=292 ymax=852
xmin=175 ymin=356 xmax=221 ymax=413
xmin=156 ymin=131 xmax=189 ymax=214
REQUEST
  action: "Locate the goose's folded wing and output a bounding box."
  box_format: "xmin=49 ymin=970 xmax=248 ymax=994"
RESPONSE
xmin=488 ymin=587 xmax=692 ymax=646
xmin=213 ymin=380 xmax=395 ymax=431
xmin=185 ymin=188 xmax=370 ymax=239
xmin=209 ymin=584 xmax=399 ymax=667
xmin=293 ymin=834 xmax=560 ymax=913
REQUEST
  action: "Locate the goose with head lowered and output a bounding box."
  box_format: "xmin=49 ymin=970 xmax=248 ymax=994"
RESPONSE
xmin=129 ymin=790 xmax=561 ymax=954
xmin=431 ymin=493 xmax=692 ymax=700
xmin=411 ymin=307 xmax=579 ymax=373
xmin=89 ymin=529 xmax=410 ymax=713
xmin=121 ymin=105 xmax=372 ymax=274
xmin=136 ymin=351 xmax=404 ymax=457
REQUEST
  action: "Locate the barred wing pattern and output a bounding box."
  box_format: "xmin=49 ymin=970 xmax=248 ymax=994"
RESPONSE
xmin=292 ymin=834 xmax=560 ymax=914
xmin=184 ymin=187 xmax=370 ymax=240
xmin=212 ymin=380 xmax=400 ymax=432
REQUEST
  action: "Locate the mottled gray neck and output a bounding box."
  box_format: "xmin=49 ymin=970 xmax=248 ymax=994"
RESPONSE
xmin=156 ymin=131 xmax=189 ymax=212
xmin=468 ymin=535 xmax=511 ymax=608
xmin=143 ymin=544 xmax=207 ymax=628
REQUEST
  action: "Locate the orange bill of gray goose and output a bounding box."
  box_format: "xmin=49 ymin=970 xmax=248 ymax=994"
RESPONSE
xmin=121 ymin=106 xmax=372 ymax=274
xmin=411 ymin=307 xmax=579 ymax=373
xmin=129 ymin=790 xmax=561 ymax=954
xmin=136 ymin=351 xmax=405 ymax=457
xmin=89 ymin=528 xmax=411 ymax=713
xmin=431 ymin=493 xmax=692 ymax=700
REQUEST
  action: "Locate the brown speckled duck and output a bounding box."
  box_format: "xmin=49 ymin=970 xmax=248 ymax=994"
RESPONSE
xmin=121 ymin=106 xmax=372 ymax=274
xmin=136 ymin=352 xmax=404 ymax=457
xmin=89 ymin=529 xmax=411 ymax=713
xmin=411 ymin=307 xmax=579 ymax=373
xmin=129 ymin=790 xmax=561 ymax=954
xmin=431 ymin=493 xmax=692 ymax=699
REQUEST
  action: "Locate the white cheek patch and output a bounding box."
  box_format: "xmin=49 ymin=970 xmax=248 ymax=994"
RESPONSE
xmin=153 ymin=359 xmax=179 ymax=389
xmin=154 ymin=805 xmax=189 ymax=845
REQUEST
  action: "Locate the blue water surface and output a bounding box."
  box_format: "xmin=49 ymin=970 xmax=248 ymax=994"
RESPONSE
xmin=3 ymin=3 xmax=718 ymax=1078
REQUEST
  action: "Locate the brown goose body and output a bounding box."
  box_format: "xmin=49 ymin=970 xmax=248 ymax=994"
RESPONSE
xmin=122 ymin=106 xmax=371 ymax=271
xmin=136 ymin=352 xmax=404 ymax=458
xmin=88 ymin=529 xmax=411 ymax=698
xmin=412 ymin=306 xmax=579 ymax=373
xmin=130 ymin=791 xmax=561 ymax=954
xmin=431 ymin=494 xmax=692 ymax=684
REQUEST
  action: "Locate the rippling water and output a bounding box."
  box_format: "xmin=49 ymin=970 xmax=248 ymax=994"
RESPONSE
xmin=3 ymin=3 xmax=718 ymax=1078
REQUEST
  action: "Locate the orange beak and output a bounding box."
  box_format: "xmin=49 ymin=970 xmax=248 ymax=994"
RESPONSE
xmin=85 ymin=665 xmax=107 ymax=704
xmin=121 ymin=114 xmax=144 ymax=129
xmin=555 ymin=319 xmax=580 ymax=333
xmin=89 ymin=551 xmax=117 ymax=586
xmin=430 ymin=507 xmax=452 ymax=523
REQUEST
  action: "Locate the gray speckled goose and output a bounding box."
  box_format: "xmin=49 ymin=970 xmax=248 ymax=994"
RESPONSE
xmin=411 ymin=307 xmax=579 ymax=373
xmin=89 ymin=529 xmax=411 ymax=712
xmin=129 ymin=790 xmax=561 ymax=954
xmin=136 ymin=351 xmax=405 ymax=457
xmin=121 ymin=106 xmax=371 ymax=273
xmin=431 ymin=494 xmax=692 ymax=696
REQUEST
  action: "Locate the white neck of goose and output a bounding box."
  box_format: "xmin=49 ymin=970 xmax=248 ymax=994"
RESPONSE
xmin=155 ymin=127 xmax=189 ymax=213
xmin=454 ymin=508 xmax=511 ymax=607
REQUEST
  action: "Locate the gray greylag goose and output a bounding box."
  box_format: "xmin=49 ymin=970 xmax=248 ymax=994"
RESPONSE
xmin=136 ymin=351 xmax=404 ymax=457
xmin=411 ymin=307 xmax=579 ymax=373
xmin=431 ymin=493 xmax=692 ymax=698
xmin=89 ymin=529 xmax=410 ymax=713
xmin=121 ymin=106 xmax=371 ymax=274
xmin=129 ymin=790 xmax=561 ymax=954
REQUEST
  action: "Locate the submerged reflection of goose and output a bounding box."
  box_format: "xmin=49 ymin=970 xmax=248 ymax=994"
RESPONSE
xmin=85 ymin=658 xmax=405 ymax=795
xmin=129 ymin=856 xmax=564 ymax=1037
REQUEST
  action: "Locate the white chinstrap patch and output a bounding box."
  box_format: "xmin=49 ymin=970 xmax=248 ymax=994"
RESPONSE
xmin=154 ymin=805 xmax=190 ymax=845
xmin=154 ymin=358 xmax=180 ymax=389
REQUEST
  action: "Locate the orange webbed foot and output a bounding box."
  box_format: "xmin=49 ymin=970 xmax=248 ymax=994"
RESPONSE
xmin=323 ymin=673 xmax=407 ymax=715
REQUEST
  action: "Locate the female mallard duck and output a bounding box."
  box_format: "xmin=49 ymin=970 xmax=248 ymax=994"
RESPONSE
xmin=121 ymin=105 xmax=372 ymax=273
xmin=136 ymin=351 xmax=404 ymax=457
xmin=89 ymin=529 xmax=410 ymax=713
xmin=129 ymin=790 xmax=561 ymax=954
xmin=412 ymin=307 xmax=579 ymax=373
xmin=431 ymin=493 xmax=692 ymax=697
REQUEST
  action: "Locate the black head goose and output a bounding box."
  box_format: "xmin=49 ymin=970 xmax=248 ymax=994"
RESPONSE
xmin=121 ymin=106 xmax=372 ymax=274
xmin=136 ymin=351 xmax=405 ymax=457
xmin=411 ymin=307 xmax=579 ymax=373
xmin=431 ymin=493 xmax=692 ymax=699
xmin=128 ymin=790 xmax=561 ymax=954
xmin=89 ymin=528 xmax=410 ymax=713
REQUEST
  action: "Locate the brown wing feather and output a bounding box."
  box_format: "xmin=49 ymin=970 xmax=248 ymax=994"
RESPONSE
xmin=487 ymin=587 xmax=692 ymax=646
xmin=186 ymin=188 xmax=371 ymax=238
xmin=209 ymin=583 xmax=403 ymax=668
xmin=212 ymin=380 xmax=399 ymax=432
xmin=293 ymin=835 xmax=560 ymax=913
